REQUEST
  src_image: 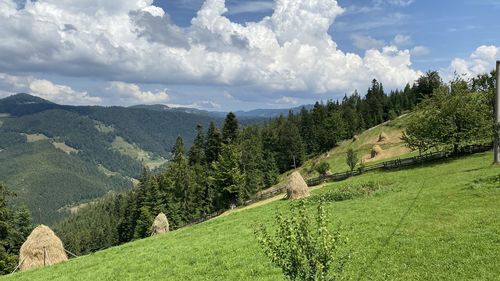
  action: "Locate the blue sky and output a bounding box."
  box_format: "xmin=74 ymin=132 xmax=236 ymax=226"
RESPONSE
xmin=0 ymin=0 xmax=499 ymax=111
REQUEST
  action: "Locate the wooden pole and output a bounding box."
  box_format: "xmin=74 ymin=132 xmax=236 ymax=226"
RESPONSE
xmin=495 ymin=61 xmax=500 ymax=164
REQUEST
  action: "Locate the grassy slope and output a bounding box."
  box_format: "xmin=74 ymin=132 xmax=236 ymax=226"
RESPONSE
xmin=300 ymin=115 xmax=415 ymax=180
xmin=5 ymin=152 xmax=499 ymax=280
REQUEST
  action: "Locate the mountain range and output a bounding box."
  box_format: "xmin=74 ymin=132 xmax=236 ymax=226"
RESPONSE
xmin=0 ymin=93 xmax=297 ymax=224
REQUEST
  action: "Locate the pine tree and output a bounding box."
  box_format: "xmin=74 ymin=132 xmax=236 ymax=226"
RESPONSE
xmin=222 ymin=112 xmax=239 ymax=144
xmin=189 ymin=124 xmax=206 ymax=166
xmin=133 ymin=206 xmax=154 ymax=239
xmin=167 ymin=136 xmax=194 ymax=222
xmin=240 ymin=126 xmax=265 ymax=197
xmin=211 ymin=143 xmax=245 ymax=208
xmin=276 ymin=119 xmax=305 ymax=172
xmin=205 ymin=122 xmax=222 ymax=164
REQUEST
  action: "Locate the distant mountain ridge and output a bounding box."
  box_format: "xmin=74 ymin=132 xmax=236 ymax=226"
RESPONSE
xmin=0 ymin=93 xmax=309 ymax=224
xmin=0 ymin=93 xmax=229 ymax=224
xmin=131 ymin=103 xmax=314 ymax=119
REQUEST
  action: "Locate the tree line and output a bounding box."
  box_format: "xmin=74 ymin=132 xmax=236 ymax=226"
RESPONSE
xmin=2 ymin=69 xmax=496 ymax=274
xmin=0 ymin=184 xmax=32 ymax=274
xmin=53 ymin=73 xmax=439 ymax=255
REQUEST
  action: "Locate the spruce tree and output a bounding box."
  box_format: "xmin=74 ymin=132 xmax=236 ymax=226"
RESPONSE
xmin=168 ymin=136 xmax=194 ymax=222
xmin=222 ymin=112 xmax=239 ymax=144
xmin=189 ymin=124 xmax=206 ymax=166
xmin=211 ymin=143 xmax=245 ymax=209
xmin=205 ymin=122 xmax=222 ymax=163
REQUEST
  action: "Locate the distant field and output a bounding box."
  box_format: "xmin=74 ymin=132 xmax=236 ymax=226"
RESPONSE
xmin=300 ymin=114 xmax=413 ymax=179
xmin=112 ymin=136 xmax=168 ymax=169
xmin=23 ymin=133 xmax=49 ymax=142
xmin=52 ymin=142 xmax=78 ymax=154
xmin=5 ymin=152 xmax=499 ymax=280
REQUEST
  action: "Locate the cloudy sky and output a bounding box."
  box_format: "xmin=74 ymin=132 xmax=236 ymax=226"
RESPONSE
xmin=0 ymin=0 xmax=499 ymax=111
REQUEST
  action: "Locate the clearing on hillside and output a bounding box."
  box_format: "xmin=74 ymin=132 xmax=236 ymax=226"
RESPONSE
xmin=4 ymin=152 xmax=499 ymax=280
xmin=111 ymin=136 xmax=167 ymax=169
xmin=301 ymin=115 xmax=415 ymax=179
xmin=52 ymin=142 xmax=78 ymax=154
xmin=23 ymin=133 xmax=49 ymax=143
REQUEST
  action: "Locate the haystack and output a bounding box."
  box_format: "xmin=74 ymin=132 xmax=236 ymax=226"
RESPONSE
xmin=378 ymin=132 xmax=388 ymax=142
xmin=371 ymin=145 xmax=383 ymax=158
xmin=352 ymin=135 xmax=359 ymax=142
xmin=19 ymin=225 xmax=67 ymax=271
xmin=151 ymin=212 xmax=169 ymax=236
xmin=286 ymin=171 xmax=310 ymax=200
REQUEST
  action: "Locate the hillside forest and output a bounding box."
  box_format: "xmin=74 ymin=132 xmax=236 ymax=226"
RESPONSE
xmin=52 ymin=70 xmax=495 ymax=256
xmin=0 ymin=69 xmax=496 ymax=274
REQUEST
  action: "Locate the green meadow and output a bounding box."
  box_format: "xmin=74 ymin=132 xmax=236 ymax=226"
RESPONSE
xmin=4 ymin=152 xmax=499 ymax=281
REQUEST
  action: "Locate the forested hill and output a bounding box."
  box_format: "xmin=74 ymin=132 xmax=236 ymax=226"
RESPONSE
xmin=0 ymin=93 xmax=238 ymax=224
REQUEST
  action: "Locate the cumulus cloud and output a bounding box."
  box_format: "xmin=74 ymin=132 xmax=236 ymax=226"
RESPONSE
xmin=0 ymin=0 xmax=423 ymax=101
xmin=411 ymin=46 xmax=430 ymax=56
xmin=274 ymin=96 xmax=299 ymax=105
xmin=445 ymin=45 xmax=500 ymax=79
xmin=392 ymin=34 xmax=412 ymax=47
xmin=108 ymin=81 xmax=169 ymax=104
xmin=227 ymin=1 xmax=274 ymax=15
xmin=167 ymin=100 xmax=221 ymax=110
xmin=351 ymin=34 xmax=386 ymax=50
xmin=0 ymin=73 xmax=101 ymax=105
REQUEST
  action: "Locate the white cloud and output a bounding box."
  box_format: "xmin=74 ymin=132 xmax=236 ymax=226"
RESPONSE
xmin=167 ymin=100 xmax=221 ymax=110
xmin=411 ymin=46 xmax=430 ymax=56
xmin=274 ymin=96 xmax=299 ymax=105
xmin=392 ymin=34 xmax=412 ymax=47
xmin=0 ymin=0 xmax=423 ymax=102
xmin=0 ymin=73 xmax=101 ymax=105
xmin=379 ymin=0 xmax=414 ymax=6
xmin=108 ymin=81 xmax=169 ymax=104
xmin=351 ymin=34 xmax=386 ymax=50
xmin=227 ymin=1 xmax=274 ymax=15
xmin=443 ymin=45 xmax=499 ymax=81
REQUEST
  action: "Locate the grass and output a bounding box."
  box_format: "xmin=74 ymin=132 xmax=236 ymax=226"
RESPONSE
xmin=4 ymin=151 xmax=500 ymax=280
xmin=52 ymin=142 xmax=78 ymax=154
xmin=23 ymin=133 xmax=49 ymax=143
xmin=111 ymin=136 xmax=167 ymax=169
xmin=300 ymin=115 xmax=413 ymax=179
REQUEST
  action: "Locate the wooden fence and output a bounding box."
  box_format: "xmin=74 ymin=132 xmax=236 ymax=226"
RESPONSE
xmin=183 ymin=143 xmax=491 ymax=228
xmin=306 ymin=143 xmax=492 ymax=187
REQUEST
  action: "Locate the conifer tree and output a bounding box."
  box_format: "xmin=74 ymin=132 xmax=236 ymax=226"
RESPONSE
xmin=211 ymin=143 xmax=245 ymax=208
xmin=205 ymin=122 xmax=223 ymax=164
xmin=189 ymin=124 xmax=206 ymax=166
xmin=167 ymin=136 xmax=194 ymax=222
xmin=222 ymin=112 xmax=239 ymax=144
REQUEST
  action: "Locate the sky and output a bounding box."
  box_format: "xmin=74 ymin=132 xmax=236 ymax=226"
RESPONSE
xmin=0 ymin=0 xmax=499 ymax=111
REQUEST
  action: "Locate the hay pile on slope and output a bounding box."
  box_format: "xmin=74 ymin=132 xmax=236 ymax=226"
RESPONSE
xmin=378 ymin=132 xmax=388 ymax=142
xmin=286 ymin=171 xmax=310 ymax=200
xmin=371 ymin=145 xmax=383 ymax=158
xmin=151 ymin=212 xmax=169 ymax=235
xmin=19 ymin=225 xmax=68 ymax=271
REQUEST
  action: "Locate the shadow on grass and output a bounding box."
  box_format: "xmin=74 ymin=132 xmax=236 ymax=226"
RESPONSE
xmin=356 ymin=182 xmax=426 ymax=281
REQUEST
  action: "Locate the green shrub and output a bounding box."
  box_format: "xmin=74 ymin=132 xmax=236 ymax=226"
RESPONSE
xmin=315 ymin=162 xmax=330 ymax=176
xmin=256 ymin=201 xmax=349 ymax=281
xmin=311 ymin=181 xmax=389 ymax=203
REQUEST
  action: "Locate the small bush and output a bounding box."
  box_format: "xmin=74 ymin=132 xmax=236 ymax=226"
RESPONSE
xmin=346 ymin=149 xmax=358 ymax=172
xmin=310 ymin=181 xmax=390 ymax=203
xmin=256 ymin=201 xmax=349 ymax=281
xmin=315 ymin=162 xmax=330 ymax=176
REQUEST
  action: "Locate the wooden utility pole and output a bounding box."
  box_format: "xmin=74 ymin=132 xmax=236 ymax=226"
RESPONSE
xmin=495 ymin=61 xmax=500 ymax=164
